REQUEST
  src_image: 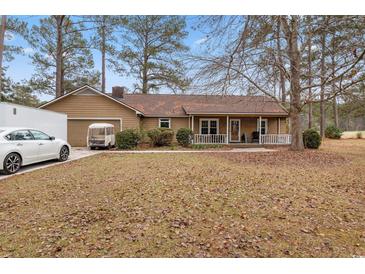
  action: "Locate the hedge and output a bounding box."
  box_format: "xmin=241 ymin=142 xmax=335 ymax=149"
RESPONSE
xmin=147 ymin=128 xmax=174 ymax=146
xmin=115 ymin=129 xmax=142 ymax=149
xmin=176 ymin=128 xmax=193 ymax=147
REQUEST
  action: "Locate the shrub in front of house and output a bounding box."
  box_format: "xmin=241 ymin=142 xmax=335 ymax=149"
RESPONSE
xmin=303 ymin=128 xmax=321 ymax=149
xmin=357 ymin=132 xmax=362 ymax=139
xmin=325 ymin=125 xmax=342 ymax=139
xmin=115 ymin=129 xmax=142 ymax=149
xmin=176 ymin=128 xmax=193 ymax=147
xmin=147 ymin=128 xmax=174 ymax=146
xmin=146 ymin=129 xmax=160 ymax=146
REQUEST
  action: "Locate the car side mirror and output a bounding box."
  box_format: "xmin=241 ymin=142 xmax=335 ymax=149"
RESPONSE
xmin=50 ymin=136 xmax=55 ymax=141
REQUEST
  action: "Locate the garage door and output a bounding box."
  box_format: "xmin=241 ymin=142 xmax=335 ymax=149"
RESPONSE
xmin=67 ymin=119 xmax=121 ymax=147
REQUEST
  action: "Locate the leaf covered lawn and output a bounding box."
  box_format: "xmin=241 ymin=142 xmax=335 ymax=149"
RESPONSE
xmin=0 ymin=139 xmax=364 ymax=257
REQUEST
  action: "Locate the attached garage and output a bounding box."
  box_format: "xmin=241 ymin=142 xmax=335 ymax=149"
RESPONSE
xmin=67 ymin=118 xmax=121 ymax=147
xmin=39 ymin=85 xmax=142 ymax=147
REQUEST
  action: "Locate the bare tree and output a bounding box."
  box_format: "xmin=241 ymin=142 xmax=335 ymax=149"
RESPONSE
xmin=281 ymin=16 xmax=304 ymax=149
xmin=276 ymin=18 xmax=286 ymax=103
xmin=191 ymin=16 xmax=365 ymax=151
xmin=319 ymin=18 xmax=327 ymax=138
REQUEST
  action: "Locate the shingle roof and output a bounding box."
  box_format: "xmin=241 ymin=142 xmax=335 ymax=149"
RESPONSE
xmin=110 ymin=93 xmax=288 ymax=117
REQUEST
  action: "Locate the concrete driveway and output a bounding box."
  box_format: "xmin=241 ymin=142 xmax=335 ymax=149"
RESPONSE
xmin=0 ymin=148 xmax=99 ymax=181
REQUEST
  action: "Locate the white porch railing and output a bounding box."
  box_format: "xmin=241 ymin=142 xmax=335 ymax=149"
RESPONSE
xmin=260 ymin=134 xmax=292 ymax=145
xmin=194 ymin=134 xmax=228 ymax=144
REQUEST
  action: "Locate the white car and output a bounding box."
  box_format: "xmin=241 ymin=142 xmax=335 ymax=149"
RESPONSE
xmin=0 ymin=127 xmax=71 ymax=175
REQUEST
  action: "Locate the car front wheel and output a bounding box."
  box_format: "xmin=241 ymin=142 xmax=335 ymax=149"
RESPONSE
xmin=59 ymin=146 xmax=69 ymax=162
xmin=3 ymin=153 xmax=22 ymax=175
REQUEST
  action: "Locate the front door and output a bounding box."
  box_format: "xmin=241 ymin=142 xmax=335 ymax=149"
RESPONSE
xmin=230 ymin=119 xmax=241 ymax=142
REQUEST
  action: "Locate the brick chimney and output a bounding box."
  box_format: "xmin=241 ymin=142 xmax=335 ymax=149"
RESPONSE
xmin=112 ymin=86 xmax=125 ymax=98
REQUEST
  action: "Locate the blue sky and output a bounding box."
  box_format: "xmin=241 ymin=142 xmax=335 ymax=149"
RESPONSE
xmin=4 ymin=16 xmax=207 ymax=101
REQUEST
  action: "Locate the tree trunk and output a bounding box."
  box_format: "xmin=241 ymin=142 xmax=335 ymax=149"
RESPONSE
xmin=333 ymin=97 xmax=339 ymax=127
xmin=276 ymin=18 xmax=286 ymax=103
xmin=142 ymin=30 xmax=149 ymax=94
xmin=283 ymin=16 xmax=304 ymax=151
xmin=0 ymin=15 xmax=7 ymax=96
xmin=331 ymin=38 xmax=339 ymax=128
xmin=142 ymin=53 xmax=148 ymax=94
xmin=307 ymin=17 xmax=313 ymax=129
xmin=55 ymin=16 xmax=65 ymax=97
xmin=319 ymin=27 xmax=326 ymax=138
xmin=101 ymin=17 xmax=106 ymax=92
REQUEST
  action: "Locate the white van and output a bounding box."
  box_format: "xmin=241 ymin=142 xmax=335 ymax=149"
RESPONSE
xmin=87 ymin=123 xmax=115 ymax=149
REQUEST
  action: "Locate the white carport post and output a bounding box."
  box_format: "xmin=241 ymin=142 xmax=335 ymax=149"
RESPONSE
xmin=259 ymin=116 xmax=262 ymax=144
xmin=226 ymin=115 xmax=229 ymax=144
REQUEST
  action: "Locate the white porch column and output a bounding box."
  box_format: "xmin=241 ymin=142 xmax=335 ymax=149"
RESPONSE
xmin=226 ymin=115 xmax=229 ymax=144
xmin=259 ymin=116 xmax=262 ymax=144
xmin=191 ymin=115 xmax=195 ymax=144
xmin=278 ymin=117 xmax=281 ymax=134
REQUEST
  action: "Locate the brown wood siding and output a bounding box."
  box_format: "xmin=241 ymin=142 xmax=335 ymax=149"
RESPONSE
xmin=192 ymin=116 xmax=227 ymax=135
xmin=68 ymin=119 xmax=121 ymax=147
xmin=268 ymin=117 xmax=277 ymax=134
xmin=42 ymin=93 xmax=140 ymax=130
xmin=280 ymin=117 xmax=288 ymax=134
xmin=241 ymin=118 xmax=258 ymax=142
xmin=141 ymin=117 xmax=189 ymax=141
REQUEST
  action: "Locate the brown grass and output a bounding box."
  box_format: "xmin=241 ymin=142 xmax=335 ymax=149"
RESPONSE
xmin=0 ymin=139 xmax=364 ymax=257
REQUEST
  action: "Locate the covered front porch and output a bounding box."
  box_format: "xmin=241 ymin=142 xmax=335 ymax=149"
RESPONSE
xmin=188 ymin=115 xmax=291 ymax=145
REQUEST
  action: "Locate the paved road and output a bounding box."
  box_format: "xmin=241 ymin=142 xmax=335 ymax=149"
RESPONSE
xmin=0 ymin=148 xmax=100 ymax=181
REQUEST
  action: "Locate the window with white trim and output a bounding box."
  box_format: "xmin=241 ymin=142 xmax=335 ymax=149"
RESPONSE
xmin=159 ymin=118 xmax=171 ymax=128
xmin=257 ymin=118 xmax=268 ymax=135
xmin=200 ymin=119 xmax=219 ymax=134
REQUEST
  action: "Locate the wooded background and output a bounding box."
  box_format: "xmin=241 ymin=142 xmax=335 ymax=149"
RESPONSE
xmin=1 ymin=16 xmax=364 ymax=149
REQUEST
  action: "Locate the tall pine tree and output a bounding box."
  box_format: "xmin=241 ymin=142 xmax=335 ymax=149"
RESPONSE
xmin=27 ymin=16 xmax=99 ymax=97
xmin=87 ymin=15 xmax=121 ymax=92
xmin=118 ymin=16 xmax=190 ymax=94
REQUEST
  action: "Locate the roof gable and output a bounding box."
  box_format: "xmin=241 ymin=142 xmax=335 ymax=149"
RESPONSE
xmin=39 ymin=85 xmax=143 ymax=114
